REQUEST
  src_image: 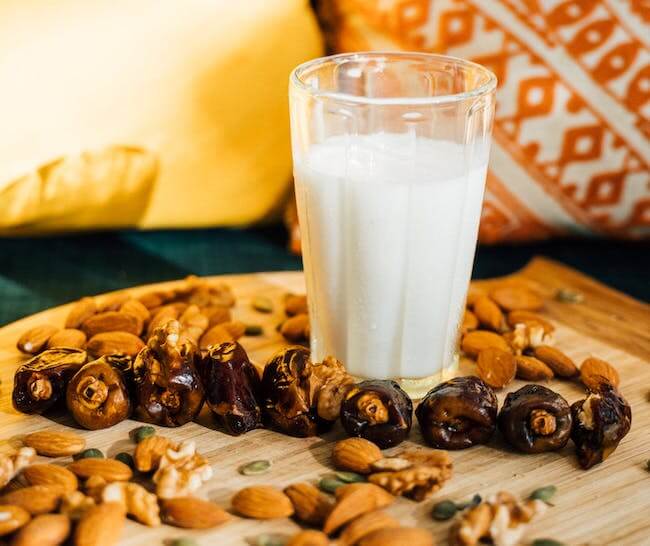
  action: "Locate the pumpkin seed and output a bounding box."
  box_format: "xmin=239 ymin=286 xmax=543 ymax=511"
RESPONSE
xmin=555 ymin=288 xmax=584 ymax=303
xmin=239 ymin=460 xmax=271 ymax=476
xmin=319 ymin=477 xmax=346 ymax=494
xmin=132 ymin=425 xmax=155 ymax=443
xmin=432 ymin=500 xmax=458 ymax=521
xmin=252 ymin=296 xmax=274 ymax=313
xmin=245 ymin=324 xmax=263 ymax=336
xmin=73 ymin=448 xmax=104 ymax=460
xmin=531 ymin=540 xmax=565 ymax=546
xmin=529 ymin=485 xmax=557 ymax=503
xmin=334 ymin=471 xmax=366 ymax=483
xmin=170 ymin=539 xmax=199 ymax=546
xmin=115 ymin=452 xmax=134 ymax=468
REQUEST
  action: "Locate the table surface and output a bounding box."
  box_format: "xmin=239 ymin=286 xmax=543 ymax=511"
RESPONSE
xmin=0 ymin=226 xmax=648 ymax=326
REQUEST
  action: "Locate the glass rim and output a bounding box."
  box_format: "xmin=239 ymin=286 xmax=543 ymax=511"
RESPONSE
xmin=290 ymin=51 xmax=497 ymax=106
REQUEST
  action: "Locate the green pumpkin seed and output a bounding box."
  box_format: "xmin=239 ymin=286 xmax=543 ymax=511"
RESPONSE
xmin=73 ymin=448 xmax=104 ymax=460
xmin=529 ymin=485 xmax=557 ymax=503
xmin=115 ymin=452 xmax=134 ymax=468
xmin=319 ymin=477 xmax=346 ymax=494
xmin=334 ymin=471 xmax=366 ymax=483
xmin=169 ymin=539 xmax=199 ymax=546
xmin=531 ymin=539 xmax=566 ymax=546
xmin=252 ymin=296 xmax=274 ymax=313
xmin=132 ymin=425 xmax=156 ymax=443
xmin=432 ymin=500 xmax=458 ymax=521
xmin=245 ymin=324 xmax=263 ymax=336
xmin=555 ymin=288 xmax=584 ymax=303
xmin=239 ymin=460 xmax=271 ymax=476
xmin=256 ymin=534 xmax=287 ymax=546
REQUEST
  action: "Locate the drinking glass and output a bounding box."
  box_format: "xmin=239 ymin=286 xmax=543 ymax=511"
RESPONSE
xmin=289 ymin=52 xmax=496 ymax=397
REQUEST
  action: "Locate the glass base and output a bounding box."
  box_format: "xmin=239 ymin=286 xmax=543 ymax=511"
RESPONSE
xmin=351 ymin=352 xmax=459 ymax=400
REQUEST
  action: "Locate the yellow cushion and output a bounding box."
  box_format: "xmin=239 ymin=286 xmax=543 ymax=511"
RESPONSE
xmin=0 ymin=0 xmax=323 ymax=234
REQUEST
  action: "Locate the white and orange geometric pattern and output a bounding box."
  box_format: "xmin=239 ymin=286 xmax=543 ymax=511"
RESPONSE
xmin=314 ymin=0 xmax=650 ymax=242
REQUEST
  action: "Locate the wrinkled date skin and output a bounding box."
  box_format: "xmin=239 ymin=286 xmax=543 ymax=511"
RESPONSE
xmin=571 ymin=383 xmax=631 ymax=469
xmin=498 ymin=384 xmax=572 ymax=453
xmin=66 ymin=357 xmax=131 ymax=430
xmin=340 ymin=380 xmax=413 ymax=448
xmin=415 ymin=376 xmax=497 ymax=450
xmin=199 ymin=342 xmax=262 ymax=435
xmin=133 ymin=320 xmax=204 ymax=427
xmin=13 ymin=348 xmax=87 ymax=414
xmin=261 ymin=346 xmax=331 ymax=437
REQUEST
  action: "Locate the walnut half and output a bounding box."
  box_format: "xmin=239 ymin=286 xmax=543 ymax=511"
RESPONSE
xmin=0 ymin=447 xmax=35 ymax=489
xmin=152 ymin=439 xmax=213 ymax=499
xmin=450 ymin=491 xmax=547 ymax=546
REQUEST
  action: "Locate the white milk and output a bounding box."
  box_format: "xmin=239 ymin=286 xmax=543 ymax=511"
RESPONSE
xmin=294 ymin=133 xmax=488 ymax=383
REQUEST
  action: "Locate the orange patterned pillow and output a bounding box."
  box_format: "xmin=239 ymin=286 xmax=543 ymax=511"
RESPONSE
xmin=312 ymin=0 xmax=650 ymax=242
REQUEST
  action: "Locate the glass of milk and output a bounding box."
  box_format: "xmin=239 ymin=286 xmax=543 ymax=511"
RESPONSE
xmin=289 ymin=52 xmax=496 ymax=398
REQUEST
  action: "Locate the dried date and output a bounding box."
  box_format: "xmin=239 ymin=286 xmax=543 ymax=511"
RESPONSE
xmin=198 ymin=342 xmax=262 ymax=435
xmin=133 ymin=320 xmax=204 ymax=426
xmin=498 ymin=384 xmax=572 ymax=453
xmin=415 ymin=376 xmax=497 ymax=450
xmin=13 ymin=348 xmax=87 ymax=414
xmin=340 ymin=380 xmax=412 ymax=448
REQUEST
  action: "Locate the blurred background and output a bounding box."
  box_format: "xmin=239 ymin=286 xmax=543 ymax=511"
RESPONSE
xmin=0 ymin=0 xmax=648 ymax=324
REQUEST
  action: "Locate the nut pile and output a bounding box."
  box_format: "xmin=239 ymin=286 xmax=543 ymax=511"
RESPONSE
xmin=0 ymin=427 xmax=227 ymax=546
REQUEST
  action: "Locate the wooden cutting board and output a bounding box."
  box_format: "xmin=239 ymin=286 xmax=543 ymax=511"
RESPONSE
xmin=0 ymin=257 xmax=648 ymax=546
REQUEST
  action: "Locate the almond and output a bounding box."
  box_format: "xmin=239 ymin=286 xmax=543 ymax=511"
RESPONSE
xmin=0 ymin=486 xmax=61 ymax=515
xmin=68 ymin=459 xmax=132 ymax=483
xmin=285 ymin=294 xmax=308 ymax=316
xmin=490 ymin=286 xmax=543 ymax=311
xmin=73 ymin=502 xmax=125 ymax=546
xmin=580 ymin=357 xmax=620 ymax=390
xmin=65 ymin=298 xmax=97 ymax=329
xmin=461 ymin=310 xmax=479 ymax=334
xmin=281 ymin=314 xmax=309 ymax=342
xmin=17 ymin=325 xmax=59 ymax=355
xmin=286 ymin=530 xmax=329 ymax=546
xmin=324 ymin=483 xmax=394 ymax=535
xmin=138 ymin=290 xmax=175 ymax=310
xmin=359 ymin=527 xmax=434 ymax=546
xmin=119 ymin=299 xmax=151 ymax=334
xmin=220 ymin=320 xmax=246 ymax=339
xmin=534 ymin=345 xmax=579 ymax=378
xmin=332 ymin=438 xmax=383 ymax=474
xmin=473 ymin=296 xmax=506 ymax=331
xmin=476 ymin=348 xmax=516 ymax=389
xmin=339 ymin=510 xmax=401 ymax=546
xmin=231 ymin=486 xmax=294 ymax=519
xmin=46 ymin=329 xmax=87 ymax=350
xmin=506 ymin=310 xmax=554 ymax=334
xmin=22 ymin=464 xmax=78 ymax=494
xmin=284 ymin=482 xmax=333 ymax=526
xmin=98 ymin=293 xmax=131 ymax=312
xmin=81 ymin=312 xmax=140 ymax=338
xmin=133 ymin=436 xmax=174 ymax=472
xmin=465 ymin=284 xmax=486 ymax=308
xmin=160 ymin=497 xmax=230 ymax=529
xmin=204 ymin=305 xmax=232 ymax=327
xmin=86 ymin=331 xmax=145 ymax=358
xmin=199 ymin=324 xmax=234 ymax=349
xmin=10 ymin=513 xmax=70 ymax=546
xmin=24 ymin=431 xmax=85 ymax=457
xmin=461 ymin=330 xmax=511 ymax=358
xmin=178 ymin=305 xmax=209 ymax=343
xmin=0 ymin=505 xmax=30 ymax=536
xmin=515 ymin=355 xmax=554 ymax=381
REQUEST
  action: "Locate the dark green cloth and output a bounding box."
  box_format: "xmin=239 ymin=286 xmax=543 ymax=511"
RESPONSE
xmin=0 ymin=227 xmax=647 ymax=326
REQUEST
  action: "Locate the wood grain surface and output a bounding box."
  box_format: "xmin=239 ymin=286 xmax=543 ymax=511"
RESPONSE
xmin=0 ymin=258 xmax=648 ymax=546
